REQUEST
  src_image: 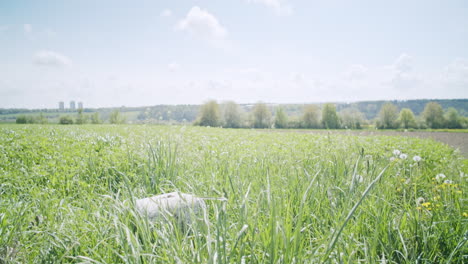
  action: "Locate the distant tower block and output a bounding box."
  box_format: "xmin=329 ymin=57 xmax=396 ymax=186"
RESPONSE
xmin=78 ymin=102 xmax=83 ymax=109
xmin=59 ymin=101 xmax=64 ymax=110
xmin=70 ymin=101 xmax=76 ymax=110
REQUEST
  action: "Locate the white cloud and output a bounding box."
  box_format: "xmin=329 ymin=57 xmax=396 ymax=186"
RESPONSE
xmin=161 ymin=9 xmax=172 ymax=17
xmin=176 ymin=6 xmax=227 ymax=39
xmin=24 ymin=24 xmax=32 ymax=33
xmin=247 ymin=0 xmax=293 ymax=16
xmin=33 ymin=50 xmax=72 ymax=67
xmin=441 ymin=58 xmax=468 ymax=85
xmin=388 ymin=53 xmax=419 ymax=90
xmin=392 ymin=53 xmax=412 ymax=73
xmin=344 ymin=64 xmax=368 ymax=80
xmin=168 ymin=62 xmax=180 ymax=72
xmin=0 ymin=25 xmax=9 ymax=32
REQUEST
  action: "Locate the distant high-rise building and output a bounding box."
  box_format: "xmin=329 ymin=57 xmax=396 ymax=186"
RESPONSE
xmin=78 ymin=102 xmax=83 ymax=109
xmin=70 ymin=101 xmax=76 ymax=110
xmin=59 ymin=101 xmax=64 ymax=110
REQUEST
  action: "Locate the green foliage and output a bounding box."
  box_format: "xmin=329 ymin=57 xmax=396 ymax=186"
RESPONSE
xmin=196 ymin=100 xmax=221 ymax=127
xmin=15 ymin=113 xmax=48 ymax=124
xmin=15 ymin=115 xmax=28 ymax=124
xmin=445 ymin=107 xmax=462 ymax=129
xmin=109 ymin=110 xmax=126 ymax=124
xmin=339 ymin=108 xmax=365 ymax=129
xmin=222 ymin=101 xmax=241 ymax=128
xmin=252 ymin=102 xmax=271 ymax=128
xmin=75 ymin=109 xmax=88 ymax=125
xmin=321 ymin=103 xmax=339 ymax=129
xmin=378 ymin=103 xmax=399 ymax=129
xmin=59 ymin=115 xmax=74 ymax=124
xmin=0 ymin=125 xmax=466 ymax=263
xmin=90 ymin=112 xmax=102 ymax=124
xmin=398 ymin=108 xmax=417 ymax=129
xmin=302 ymin=105 xmax=320 ymax=128
xmin=423 ymin=102 xmax=445 ymax=129
xmin=274 ymin=107 xmax=288 ymax=128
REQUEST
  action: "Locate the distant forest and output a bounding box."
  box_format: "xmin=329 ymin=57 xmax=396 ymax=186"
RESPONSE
xmin=1 ymin=99 xmax=467 ymax=129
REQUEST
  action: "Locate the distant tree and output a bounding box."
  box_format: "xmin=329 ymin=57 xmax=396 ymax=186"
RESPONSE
xmin=109 ymin=110 xmax=126 ymax=124
xmin=398 ymin=108 xmax=417 ymax=129
xmin=339 ymin=108 xmax=365 ymax=129
xmin=274 ymin=107 xmax=288 ymax=129
xmin=422 ymin=102 xmax=445 ymax=129
xmin=75 ymin=109 xmax=87 ymax=125
xmin=321 ymin=103 xmax=339 ymax=129
xmin=90 ymin=112 xmax=102 ymax=124
xmin=36 ymin=113 xmax=48 ymax=124
xmin=16 ymin=115 xmax=27 ymax=124
xmin=445 ymin=107 xmax=462 ymax=129
xmin=59 ymin=115 xmax=74 ymax=125
xmin=252 ymin=102 xmax=271 ymax=128
xmin=222 ymin=101 xmax=241 ymax=128
xmin=378 ymin=103 xmax=399 ymax=129
xmin=302 ymin=105 xmax=321 ymax=128
xmin=196 ymin=100 xmax=221 ymax=127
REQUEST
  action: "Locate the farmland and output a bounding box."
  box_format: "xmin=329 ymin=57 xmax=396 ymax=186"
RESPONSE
xmin=1 ymin=125 xmax=467 ymax=263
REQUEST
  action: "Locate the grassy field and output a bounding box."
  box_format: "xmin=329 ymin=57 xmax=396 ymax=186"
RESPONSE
xmin=1 ymin=125 xmax=467 ymax=263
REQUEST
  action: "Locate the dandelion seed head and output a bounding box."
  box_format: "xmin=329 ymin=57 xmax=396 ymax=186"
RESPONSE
xmin=399 ymin=153 xmax=408 ymax=159
xmin=393 ymin=149 xmax=401 ymax=156
xmin=413 ymin=156 xmax=421 ymax=162
xmin=435 ymin=173 xmax=446 ymax=182
xmin=416 ymin=197 xmax=425 ymax=205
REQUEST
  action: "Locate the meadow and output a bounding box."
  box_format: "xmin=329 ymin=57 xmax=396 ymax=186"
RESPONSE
xmin=0 ymin=125 xmax=466 ymax=263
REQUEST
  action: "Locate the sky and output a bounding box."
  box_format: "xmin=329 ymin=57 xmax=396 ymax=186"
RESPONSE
xmin=0 ymin=0 xmax=467 ymax=109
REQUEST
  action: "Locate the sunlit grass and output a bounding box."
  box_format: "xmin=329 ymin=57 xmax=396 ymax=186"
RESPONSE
xmin=0 ymin=124 xmax=466 ymax=263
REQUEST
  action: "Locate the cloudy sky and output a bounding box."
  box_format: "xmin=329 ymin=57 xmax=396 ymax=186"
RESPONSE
xmin=1 ymin=0 xmax=467 ymax=108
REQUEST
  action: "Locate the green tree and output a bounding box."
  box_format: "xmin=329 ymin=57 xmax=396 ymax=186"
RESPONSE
xmin=109 ymin=110 xmax=126 ymax=124
xmin=378 ymin=103 xmax=399 ymax=129
xmin=252 ymin=102 xmax=271 ymax=128
xmin=321 ymin=103 xmax=339 ymax=129
xmin=197 ymin=100 xmax=221 ymax=127
xmin=222 ymin=101 xmax=241 ymax=128
xmin=445 ymin=107 xmax=462 ymax=129
xmin=91 ymin=112 xmax=102 ymax=124
xmin=274 ymin=107 xmax=288 ymax=129
xmin=398 ymin=108 xmax=417 ymax=129
xmin=302 ymin=105 xmax=321 ymax=128
xmin=16 ymin=115 xmax=27 ymax=124
xmin=422 ymin=102 xmax=445 ymax=129
xmin=59 ymin=115 xmax=74 ymax=125
xmin=36 ymin=113 xmax=48 ymax=124
xmin=75 ymin=109 xmax=87 ymax=125
xmin=339 ymin=108 xmax=365 ymax=129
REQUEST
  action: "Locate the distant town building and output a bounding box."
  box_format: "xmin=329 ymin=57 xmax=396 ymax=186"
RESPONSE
xmin=70 ymin=101 xmax=76 ymax=110
xmin=59 ymin=101 xmax=64 ymax=110
xmin=78 ymin=102 xmax=83 ymax=109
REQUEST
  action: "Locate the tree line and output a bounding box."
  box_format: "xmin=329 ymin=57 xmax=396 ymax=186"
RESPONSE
xmin=195 ymin=100 xmax=468 ymax=129
xmin=16 ymin=110 xmax=126 ymax=125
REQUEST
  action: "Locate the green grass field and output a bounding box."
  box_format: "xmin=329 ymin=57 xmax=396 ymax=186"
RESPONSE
xmin=1 ymin=125 xmax=467 ymax=263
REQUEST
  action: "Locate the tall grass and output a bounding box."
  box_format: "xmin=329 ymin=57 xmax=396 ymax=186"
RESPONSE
xmin=0 ymin=125 xmax=466 ymax=263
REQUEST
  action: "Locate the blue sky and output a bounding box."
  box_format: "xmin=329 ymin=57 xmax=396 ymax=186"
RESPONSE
xmin=1 ymin=0 xmax=467 ymax=108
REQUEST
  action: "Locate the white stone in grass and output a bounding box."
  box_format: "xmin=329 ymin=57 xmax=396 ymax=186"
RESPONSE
xmin=136 ymin=192 xmax=206 ymax=225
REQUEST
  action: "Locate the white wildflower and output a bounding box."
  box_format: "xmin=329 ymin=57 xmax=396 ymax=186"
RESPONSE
xmin=393 ymin=149 xmax=401 ymax=156
xmin=356 ymin=174 xmax=363 ymax=183
xmin=399 ymin=154 xmax=408 ymax=160
xmin=416 ymin=197 xmax=425 ymax=206
xmin=435 ymin=173 xmax=446 ymax=182
xmin=413 ymin=156 xmax=421 ymax=162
